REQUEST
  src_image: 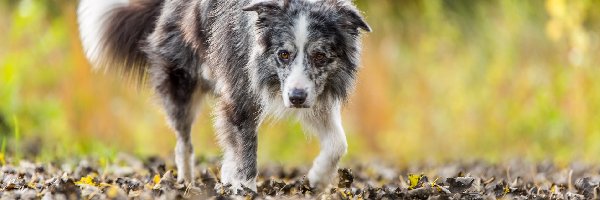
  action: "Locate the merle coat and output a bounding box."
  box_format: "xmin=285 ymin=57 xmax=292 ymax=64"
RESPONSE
xmin=77 ymin=0 xmax=370 ymax=191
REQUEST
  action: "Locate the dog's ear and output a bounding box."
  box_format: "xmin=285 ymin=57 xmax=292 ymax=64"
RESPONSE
xmin=329 ymin=0 xmax=372 ymax=33
xmin=340 ymin=8 xmax=371 ymax=33
xmin=242 ymin=0 xmax=290 ymax=14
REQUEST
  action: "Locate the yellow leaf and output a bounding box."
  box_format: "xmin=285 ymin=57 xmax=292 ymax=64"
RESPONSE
xmin=550 ymin=184 xmax=558 ymax=193
xmin=408 ymin=174 xmax=423 ymax=190
xmin=504 ymin=186 xmax=511 ymax=195
xmin=0 ymin=153 xmax=5 ymax=165
xmin=27 ymin=181 xmax=37 ymax=189
xmin=75 ymin=174 xmax=98 ymax=187
xmin=430 ymin=177 xmax=440 ymax=187
xmin=153 ymin=174 xmax=161 ymax=185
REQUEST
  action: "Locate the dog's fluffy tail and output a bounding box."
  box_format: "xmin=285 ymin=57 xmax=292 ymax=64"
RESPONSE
xmin=77 ymin=0 xmax=162 ymax=83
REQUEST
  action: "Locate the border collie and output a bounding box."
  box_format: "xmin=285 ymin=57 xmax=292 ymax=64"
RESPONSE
xmin=77 ymin=0 xmax=370 ymax=191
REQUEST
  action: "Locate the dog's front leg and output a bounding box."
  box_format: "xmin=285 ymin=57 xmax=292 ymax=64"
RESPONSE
xmin=214 ymin=98 xmax=260 ymax=192
xmin=302 ymin=103 xmax=348 ymax=188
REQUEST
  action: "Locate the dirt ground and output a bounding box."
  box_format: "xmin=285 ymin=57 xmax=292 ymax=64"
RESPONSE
xmin=1 ymin=155 xmax=599 ymax=199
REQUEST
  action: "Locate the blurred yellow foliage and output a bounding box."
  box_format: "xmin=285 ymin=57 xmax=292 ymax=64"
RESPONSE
xmin=545 ymin=0 xmax=591 ymax=66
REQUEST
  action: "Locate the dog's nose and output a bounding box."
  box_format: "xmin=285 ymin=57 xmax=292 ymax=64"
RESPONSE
xmin=289 ymin=89 xmax=307 ymax=106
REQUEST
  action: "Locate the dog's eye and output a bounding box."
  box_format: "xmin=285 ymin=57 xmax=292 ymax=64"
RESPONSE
xmin=313 ymin=53 xmax=327 ymax=63
xmin=278 ymin=50 xmax=290 ymax=61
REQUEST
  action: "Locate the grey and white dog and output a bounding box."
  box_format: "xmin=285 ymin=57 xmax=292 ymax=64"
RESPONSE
xmin=78 ymin=0 xmax=370 ymax=191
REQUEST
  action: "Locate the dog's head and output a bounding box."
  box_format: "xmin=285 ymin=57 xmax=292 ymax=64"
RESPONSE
xmin=245 ymin=0 xmax=370 ymax=108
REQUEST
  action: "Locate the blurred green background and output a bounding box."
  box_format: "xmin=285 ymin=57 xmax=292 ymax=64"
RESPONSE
xmin=1 ymin=0 xmax=600 ymax=166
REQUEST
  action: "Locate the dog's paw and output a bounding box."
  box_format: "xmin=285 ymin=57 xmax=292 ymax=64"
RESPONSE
xmin=307 ymin=169 xmax=335 ymax=188
xmin=218 ymin=179 xmax=257 ymax=195
xmin=228 ymin=182 xmax=245 ymax=194
xmin=175 ymin=172 xmax=195 ymax=186
xmin=223 ymin=179 xmax=256 ymax=194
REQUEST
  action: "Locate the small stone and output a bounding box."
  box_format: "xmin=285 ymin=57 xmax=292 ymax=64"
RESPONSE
xmin=446 ymin=177 xmax=475 ymax=193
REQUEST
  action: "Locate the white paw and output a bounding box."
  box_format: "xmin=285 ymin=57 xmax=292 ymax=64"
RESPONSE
xmin=175 ymin=141 xmax=194 ymax=184
xmin=220 ymin=179 xmax=257 ymax=194
xmin=308 ymin=168 xmax=334 ymax=188
xmin=177 ymin=174 xmax=194 ymax=185
xmin=235 ymin=179 xmax=257 ymax=192
xmin=175 ymin=164 xmax=194 ymax=184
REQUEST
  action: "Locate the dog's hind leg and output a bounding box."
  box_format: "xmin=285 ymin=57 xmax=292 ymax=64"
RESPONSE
xmin=147 ymin=32 xmax=205 ymax=184
xmin=214 ymin=95 xmax=260 ymax=192
xmin=153 ymin=65 xmax=204 ymax=184
xmin=301 ymin=102 xmax=348 ymax=188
